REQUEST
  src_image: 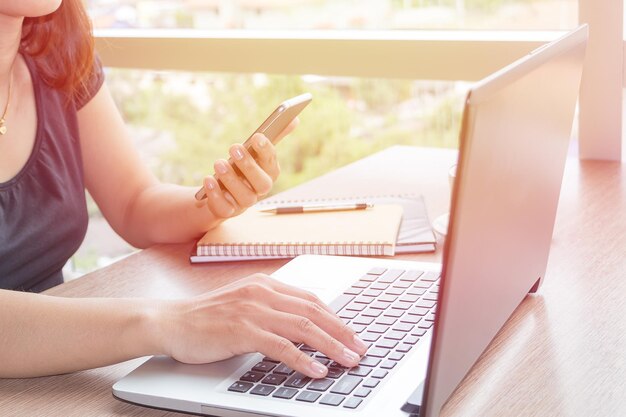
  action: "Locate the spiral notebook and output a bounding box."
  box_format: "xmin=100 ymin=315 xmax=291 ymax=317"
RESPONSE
xmin=191 ymin=204 xmax=403 ymax=262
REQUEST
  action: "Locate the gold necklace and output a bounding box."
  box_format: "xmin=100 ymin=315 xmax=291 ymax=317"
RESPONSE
xmin=0 ymin=66 xmax=13 ymax=136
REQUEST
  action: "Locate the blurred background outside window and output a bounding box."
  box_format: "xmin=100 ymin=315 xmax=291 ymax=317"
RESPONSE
xmin=72 ymin=0 xmax=577 ymax=277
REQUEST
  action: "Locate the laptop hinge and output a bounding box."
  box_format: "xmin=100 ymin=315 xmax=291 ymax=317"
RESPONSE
xmin=401 ymin=381 xmax=424 ymax=416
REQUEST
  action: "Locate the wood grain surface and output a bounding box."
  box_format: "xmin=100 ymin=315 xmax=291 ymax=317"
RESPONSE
xmin=1 ymin=146 xmax=624 ymax=417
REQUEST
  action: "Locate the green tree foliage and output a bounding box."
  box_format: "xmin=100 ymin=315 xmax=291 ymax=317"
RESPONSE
xmin=109 ymin=70 xmax=463 ymax=196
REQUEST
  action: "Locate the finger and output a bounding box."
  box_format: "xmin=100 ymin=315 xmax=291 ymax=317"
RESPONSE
xmin=256 ymin=331 xmax=328 ymax=379
xmin=214 ymin=159 xmax=258 ymax=209
xmin=266 ymin=292 xmax=368 ymax=357
xmin=248 ymin=134 xmax=280 ymax=181
xmin=229 ymin=144 xmax=273 ymax=196
xmin=267 ymin=310 xmax=361 ymax=369
xmin=202 ymin=176 xmax=236 ymax=218
xmin=259 ymin=276 xmax=336 ymax=316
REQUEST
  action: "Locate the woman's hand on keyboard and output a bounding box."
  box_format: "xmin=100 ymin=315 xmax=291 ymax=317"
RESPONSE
xmin=151 ymin=273 xmax=368 ymax=379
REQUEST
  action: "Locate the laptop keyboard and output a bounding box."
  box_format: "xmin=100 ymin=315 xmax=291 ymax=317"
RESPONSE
xmin=227 ymin=267 xmax=440 ymax=409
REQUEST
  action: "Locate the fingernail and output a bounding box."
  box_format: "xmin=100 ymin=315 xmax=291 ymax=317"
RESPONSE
xmin=215 ymin=161 xmax=228 ymax=174
xmin=206 ymin=179 xmax=215 ymax=190
xmin=257 ymin=135 xmax=268 ymax=147
xmin=353 ymin=335 xmax=368 ymax=352
xmin=231 ymin=146 xmax=244 ymax=160
xmin=309 ymin=360 xmax=327 ymax=377
xmin=343 ymin=348 xmax=360 ymax=365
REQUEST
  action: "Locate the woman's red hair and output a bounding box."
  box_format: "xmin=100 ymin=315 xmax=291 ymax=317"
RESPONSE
xmin=20 ymin=0 xmax=95 ymax=105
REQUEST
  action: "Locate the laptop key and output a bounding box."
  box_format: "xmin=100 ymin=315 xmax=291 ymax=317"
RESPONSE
xmin=273 ymin=387 xmax=298 ymax=399
xmin=308 ymin=378 xmax=334 ymax=392
xmin=406 ymin=288 xmax=426 ymax=296
xmin=346 ymin=302 xmax=367 ymax=312
xmin=352 ymin=280 xmax=371 ymax=289
xmin=411 ymin=328 xmax=427 ymax=337
xmin=344 ymin=287 xmax=363 ymax=296
xmin=359 ymin=274 xmax=379 ymax=282
xmin=360 ymin=332 xmax=381 ymax=342
xmin=362 ymin=289 xmax=382 ymax=297
xmin=382 ymin=309 xmax=404 ymax=318
xmin=400 ymin=270 xmax=424 ymax=281
xmin=362 ymin=308 xmax=383 ymax=318
xmin=274 ymin=364 xmax=295 ymax=375
xmin=354 ymin=295 xmax=376 ymax=304
xmin=367 ymin=267 xmax=387 ymax=275
xmin=359 ymin=356 xmax=382 ymax=367
xmin=379 ymin=294 xmax=398 ymax=303
xmin=339 ymin=310 xmax=359 ymax=320
xmin=343 ymin=397 xmax=363 ymax=409
xmin=347 ymin=366 xmax=372 ymax=377
xmin=391 ymin=301 xmax=413 ymax=310
xmin=380 ymin=360 xmax=397 ymax=370
xmin=367 ymin=324 xmax=388 ymax=334
xmin=416 ymin=300 xmax=436 ymax=309
xmin=371 ymin=369 xmax=388 ymax=379
xmin=354 ymin=387 xmax=372 ymax=397
xmin=250 ymin=384 xmax=275 ymax=396
xmin=327 ymin=367 xmax=345 ymax=379
xmin=370 ymin=282 xmax=389 ymax=291
xmin=396 ymin=344 xmax=413 ymax=353
xmin=408 ymin=307 xmax=429 ymax=316
xmin=371 ymin=301 xmax=392 ymax=310
xmin=296 ymin=391 xmax=322 ymax=403
xmin=367 ymin=347 xmax=390 ymax=358
xmin=330 ymin=375 xmax=362 ymax=395
xmin=350 ymin=323 xmax=367 ymax=333
xmin=240 ymin=371 xmax=265 ymax=383
xmin=392 ymin=281 xmax=412 ymax=289
xmin=228 ymin=381 xmax=254 ymax=393
xmin=375 ymin=316 xmax=397 ymax=326
xmin=388 ymin=351 xmax=405 ymax=361
xmin=400 ymin=315 xmax=421 ymax=324
xmin=320 ymin=394 xmax=345 ymax=406
xmin=421 ymin=271 xmax=440 ymax=281
xmin=362 ymin=378 xmax=380 ymax=388
xmin=252 ymin=361 xmax=276 ymax=373
xmin=424 ymin=293 xmax=438 ymax=301
xmin=393 ymin=322 xmax=414 ymax=332
xmin=379 ymin=270 xmax=403 ymax=284
xmin=399 ymin=294 xmax=419 ymax=303
xmin=375 ymin=339 xmax=398 ymax=349
xmin=385 ymin=331 xmax=407 ymax=341
xmin=285 ymin=373 xmax=312 ymax=388
xmin=385 ymin=287 xmax=405 ymax=296
xmin=261 ymin=374 xmax=287 ymax=386
xmin=404 ymin=336 xmax=420 ymax=345
xmin=353 ymin=315 xmax=375 ymax=325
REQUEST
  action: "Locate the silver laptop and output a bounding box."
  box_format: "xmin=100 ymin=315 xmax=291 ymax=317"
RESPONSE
xmin=113 ymin=26 xmax=588 ymax=417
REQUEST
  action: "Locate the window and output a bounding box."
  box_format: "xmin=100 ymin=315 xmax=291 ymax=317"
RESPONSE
xmin=69 ymin=0 xmax=619 ymax=277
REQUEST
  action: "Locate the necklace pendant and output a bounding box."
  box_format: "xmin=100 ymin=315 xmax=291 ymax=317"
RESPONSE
xmin=0 ymin=119 xmax=6 ymax=136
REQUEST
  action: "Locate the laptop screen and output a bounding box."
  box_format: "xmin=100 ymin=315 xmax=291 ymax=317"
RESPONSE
xmin=421 ymin=25 xmax=588 ymax=417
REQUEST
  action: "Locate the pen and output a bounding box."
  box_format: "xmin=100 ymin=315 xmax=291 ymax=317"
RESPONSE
xmin=259 ymin=202 xmax=373 ymax=214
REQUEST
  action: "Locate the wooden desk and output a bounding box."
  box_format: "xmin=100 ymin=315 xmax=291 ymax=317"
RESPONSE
xmin=1 ymin=146 xmax=624 ymax=417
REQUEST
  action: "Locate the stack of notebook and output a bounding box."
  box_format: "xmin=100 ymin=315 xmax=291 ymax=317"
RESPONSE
xmin=190 ymin=194 xmax=436 ymax=263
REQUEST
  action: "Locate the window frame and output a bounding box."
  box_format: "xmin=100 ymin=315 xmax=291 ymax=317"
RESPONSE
xmin=94 ymin=1 xmax=624 ymax=162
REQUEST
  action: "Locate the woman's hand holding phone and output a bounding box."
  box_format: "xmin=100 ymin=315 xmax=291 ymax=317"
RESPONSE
xmin=199 ymin=118 xmax=298 ymax=219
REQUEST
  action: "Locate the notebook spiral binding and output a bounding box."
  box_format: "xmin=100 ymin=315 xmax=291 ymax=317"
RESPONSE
xmin=197 ymin=241 xmax=389 ymax=257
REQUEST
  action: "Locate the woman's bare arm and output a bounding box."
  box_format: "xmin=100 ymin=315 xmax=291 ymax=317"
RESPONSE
xmin=0 ymin=289 xmax=160 ymax=378
xmin=0 ymin=274 xmax=367 ymax=379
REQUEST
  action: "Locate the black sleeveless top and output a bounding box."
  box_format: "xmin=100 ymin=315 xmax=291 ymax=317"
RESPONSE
xmin=0 ymin=55 xmax=104 ymax=292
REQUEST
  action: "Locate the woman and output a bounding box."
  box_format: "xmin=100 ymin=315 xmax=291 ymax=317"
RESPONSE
xmin=0 ymin=1 xmax=367 ymax=379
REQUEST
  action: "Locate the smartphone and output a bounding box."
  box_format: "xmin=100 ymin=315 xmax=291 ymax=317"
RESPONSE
xmin=195 ymin=93 xmax=313 ymax=201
